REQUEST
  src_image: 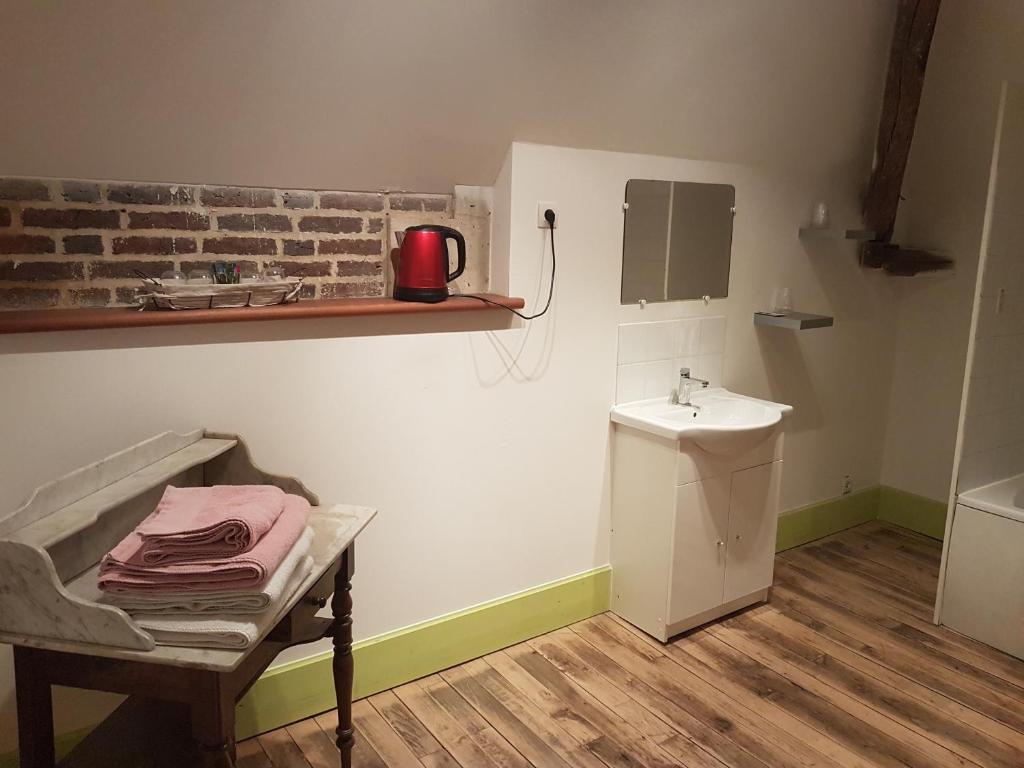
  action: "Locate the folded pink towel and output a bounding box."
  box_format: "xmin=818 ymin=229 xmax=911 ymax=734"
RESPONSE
xmin=99 ymin=493 xmax=310 ymax=594
xmin=132 ymin=485 xmax=286 ymax=565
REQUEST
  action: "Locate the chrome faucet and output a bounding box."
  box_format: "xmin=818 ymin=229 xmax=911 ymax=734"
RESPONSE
xmin=676 ymin=367 xmax=709 ymax=408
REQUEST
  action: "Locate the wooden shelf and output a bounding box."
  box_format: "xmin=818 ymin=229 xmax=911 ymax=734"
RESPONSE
xmin=0 ymin=293 xmax=526 ymax=334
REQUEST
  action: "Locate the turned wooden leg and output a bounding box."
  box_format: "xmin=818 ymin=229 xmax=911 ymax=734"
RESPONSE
xmin=191 ymin=673 xmax=237 ymax=768
xmin=14 ymin=647 xmax=55 ymax=768
xmin=332 ymin=546 xmax=355 ymax=768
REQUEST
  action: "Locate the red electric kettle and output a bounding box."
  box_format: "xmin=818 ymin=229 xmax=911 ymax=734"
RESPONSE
xmin=393 ymin=225 xmax=466 ymax=303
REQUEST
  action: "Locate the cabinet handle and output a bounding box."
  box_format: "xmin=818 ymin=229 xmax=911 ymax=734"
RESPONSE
xmin=716 ymin=540 xmax=724 ymax=547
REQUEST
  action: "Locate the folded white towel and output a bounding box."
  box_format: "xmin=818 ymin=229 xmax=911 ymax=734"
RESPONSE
xmin=132 ymin=555 xmax=313 ymax=649
xmin=105 ymin=527 xmax=314 ymax=615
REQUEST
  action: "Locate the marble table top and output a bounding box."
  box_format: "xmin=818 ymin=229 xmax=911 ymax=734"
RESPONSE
xmin=1 ymin=503 xmax=375 ymax=672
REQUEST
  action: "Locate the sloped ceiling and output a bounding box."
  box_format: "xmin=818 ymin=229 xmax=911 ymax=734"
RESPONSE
xmin=0 ymin=0 xmax=895 ymax=191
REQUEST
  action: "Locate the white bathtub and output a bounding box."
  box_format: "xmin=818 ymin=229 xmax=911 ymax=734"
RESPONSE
xmin=957 ymin=474 xmax=1024 ymax=522
xmin=940 ymin=473 xmax=1024 ymax=660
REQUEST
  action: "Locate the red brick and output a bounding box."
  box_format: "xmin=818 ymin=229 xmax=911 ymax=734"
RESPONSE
xmin=201 ymin=186 xmax=275 ymax=208
xmin=298 ymin=283 xmax=317 ymax=299
xmin=0 ymin=287 xmax=59 ymax=308
xmin=0 ymin=179 xmax=50 ymax=202
xmin=320 ymin=280 xmax=384 ymax=299
xmin=90 ymin=260 xmax=174 ymax=279
xmin=128 ymin=211 xmax=210 ymax=230
xmin=389 ymin=194 xmax=448 ymax=212
xmin=115 ymin=286 xmax=143 ymax=305
xmin=112 ymin=236 xmax=196 ymax=255
xmin=61 ymin=181 xmax=101 ymax=203
xmin=319 ymin=238 xmax=382 ymax=256
xmin=216 ymin=213 xmax=291 ymax=232
xmin=320 ymin=192 xmax=384 ymax=212
xmin=22 ymin=208 xmax=120 ymax=230
xmin=336 ymin=260 xmax=383 ymax=277
xmin=68 ymin=287 xmax=111 ymax=307
xmin=108 ymin=183 xmax=195 ymax=205
xmin=202 ymin=237 xmax=277 ymax=255
xmin=0 ymin=260 xmax=84 ymax=281
xmin=265 ymin=260 xmax=331 ymax=277
xmin=367 ymin=218 xmax=383 ymax=234
xmin=282 ymin=191 xmax=315 ymax=209
xmin=63 ymin=235 xmax=104 ymax=255
xmin=0 ymin=234 xmax=55 ymax=255
xmin=0 ymin=208 xmax=10 ymax=228
xmin=283 ymin=239 xmax=315 ymax=256
xmin=298 ymin=215 xmax=361 ymax=234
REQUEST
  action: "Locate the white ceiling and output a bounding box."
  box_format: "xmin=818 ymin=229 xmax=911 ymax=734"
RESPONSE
xmin=0 ymin=0 xmax=895 ymax=192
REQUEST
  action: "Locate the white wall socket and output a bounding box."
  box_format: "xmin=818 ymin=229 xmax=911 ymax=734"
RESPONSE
xmin=537 ymin=201 xmax=559 ymax=228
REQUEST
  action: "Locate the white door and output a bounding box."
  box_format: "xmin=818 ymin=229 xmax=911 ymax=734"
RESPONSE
xmin=723 ymin=461 xmax=781 ymax=603
xmin=667 ymin=476 xmax=730 ymax=625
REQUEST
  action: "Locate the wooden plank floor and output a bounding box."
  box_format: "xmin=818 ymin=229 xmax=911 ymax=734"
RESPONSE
xmin=239 ymin=522 xmax=1024 ymax=767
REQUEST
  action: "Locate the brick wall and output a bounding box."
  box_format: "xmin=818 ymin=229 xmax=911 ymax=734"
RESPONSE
xmin=0 ymin=176 xmax=453 ymax=309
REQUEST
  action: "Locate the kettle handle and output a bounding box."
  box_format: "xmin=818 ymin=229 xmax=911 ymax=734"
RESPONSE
xmin=437 ymin=226 xmax=466 ymax=283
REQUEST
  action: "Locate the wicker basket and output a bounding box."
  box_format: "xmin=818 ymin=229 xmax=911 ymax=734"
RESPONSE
xmin=137 ymin=278 xmax=303 ymax=310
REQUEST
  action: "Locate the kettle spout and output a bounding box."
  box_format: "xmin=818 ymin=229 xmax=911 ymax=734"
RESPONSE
xmin=394 ymin=229 xmax=406 ymax=247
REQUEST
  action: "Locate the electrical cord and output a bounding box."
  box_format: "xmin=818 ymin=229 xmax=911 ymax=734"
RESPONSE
xmin=452 ymin=208 xmax=556 ymax=320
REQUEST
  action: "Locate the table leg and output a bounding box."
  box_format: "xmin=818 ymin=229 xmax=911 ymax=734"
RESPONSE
xmin=332 ymin=546 xmax=355 ymax=768
xmin=191 ymin=675 xmax=237 ymax=768
xmin=14 ymin=647 xmax=55 ymax=768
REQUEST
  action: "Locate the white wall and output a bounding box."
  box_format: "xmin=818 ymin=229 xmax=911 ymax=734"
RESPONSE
xmin=0 ymin=1 xmax=902 ymax=753
xmin=957 ymin=84 xmax=1024 ymax=492
xmin=0 ymin=1 xmax=894 ymax=192
xmin=0 ymin=140 xmax=899 ymax=751
xmin=881 ymin=0 xmax=1024 ymax=501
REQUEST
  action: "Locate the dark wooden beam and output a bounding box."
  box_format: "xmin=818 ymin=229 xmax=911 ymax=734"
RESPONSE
xmin=863 ymin=242 xmax=953 ymax=276
xmin=863 ymin=0 xmax=942 ymax=242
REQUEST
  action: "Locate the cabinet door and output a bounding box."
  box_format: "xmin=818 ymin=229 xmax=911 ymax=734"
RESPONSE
xmin=667 ymin=476 xmax=730 ymax=625
xmin=723 ymin=461 xmax=781 ymax=603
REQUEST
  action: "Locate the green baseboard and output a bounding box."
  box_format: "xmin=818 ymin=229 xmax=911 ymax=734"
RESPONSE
xmin=235 ymin=565 xmax=611 ymax=738
xmin=877 ymin=485 xmax=948 ymax=539
xmin=775 ymin=486 xmax=881 ymax=551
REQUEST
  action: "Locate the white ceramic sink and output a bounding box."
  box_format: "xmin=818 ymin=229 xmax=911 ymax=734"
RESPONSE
xmin=610 ymin=388 xmax=792 ymax=455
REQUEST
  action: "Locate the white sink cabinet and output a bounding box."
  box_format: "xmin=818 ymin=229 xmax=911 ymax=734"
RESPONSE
xmin=610 ymin=414 xmax=786 ymax=641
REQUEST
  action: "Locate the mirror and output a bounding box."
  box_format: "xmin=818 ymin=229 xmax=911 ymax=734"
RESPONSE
xmin=621 ymin=179 xmax=735 ymax=304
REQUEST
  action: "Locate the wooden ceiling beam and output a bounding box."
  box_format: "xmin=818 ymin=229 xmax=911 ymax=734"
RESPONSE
xmin=863 ymin=0 xmax=942 ymax=243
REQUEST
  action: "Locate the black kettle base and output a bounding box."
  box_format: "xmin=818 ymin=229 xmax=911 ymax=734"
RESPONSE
xmin=393 ymin=286 xmax=449 ymax=303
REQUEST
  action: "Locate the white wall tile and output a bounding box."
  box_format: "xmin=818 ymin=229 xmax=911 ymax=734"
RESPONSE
xmin=675 ymin=319 xmax=702 ymax=357
xmin=615 ymin=363 xmax=645 ymax=404
xmin=617 ymin=323 xmax=649 ymax=365
xmin=691 ymin=354 xmax=724 ymax=387
xmin=646 ymin=321 xmax=677 ymax=362
xmin=966 ymin=375 xmax=993 ymax=419
xmin=642 ymin=359 xmax=676 ymax=399
xmin=698 ymin=316 xmax=727 ymax=355
xmin=615 ymin=315 xmax=727 ymax=403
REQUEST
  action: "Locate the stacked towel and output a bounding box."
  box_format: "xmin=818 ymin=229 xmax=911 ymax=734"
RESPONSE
xmin=134 ymin=485 xmax=286 ymax=564
xmin=99 ymin=493 xmax=309 ymax=593
xmin=98 ymin=484 xmax=316 ymax=650
xmin=103 ymin=527 xmax=315 ymax=614
xmin=132 ymin=556 xmax=315 ymax=649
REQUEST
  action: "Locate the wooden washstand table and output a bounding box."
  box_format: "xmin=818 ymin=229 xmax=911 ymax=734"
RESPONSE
xmin=0 ymin=431 xmax=376 ymax=768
